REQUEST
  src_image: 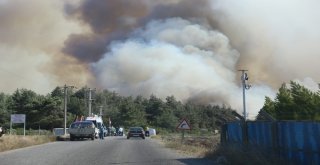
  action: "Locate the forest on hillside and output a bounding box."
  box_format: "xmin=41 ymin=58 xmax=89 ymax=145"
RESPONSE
xmin=0 ymin=87 xmax=237 ymax=132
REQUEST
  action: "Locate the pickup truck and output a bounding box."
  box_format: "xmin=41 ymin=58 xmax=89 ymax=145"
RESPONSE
xmin=69 ymin=121 xmax=96 ymax=141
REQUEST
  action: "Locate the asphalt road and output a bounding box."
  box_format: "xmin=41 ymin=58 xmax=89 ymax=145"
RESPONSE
xmin=0 ymin=136 xmax=215 ymax=165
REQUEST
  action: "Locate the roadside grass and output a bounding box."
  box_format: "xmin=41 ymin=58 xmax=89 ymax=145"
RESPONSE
xmin=0 ymin=135 xmax=55 ymax=152
xmin=155 ymin=133 xmax=220 ymax=157
xmin=156 ymin=134 xmax=287 ymax=165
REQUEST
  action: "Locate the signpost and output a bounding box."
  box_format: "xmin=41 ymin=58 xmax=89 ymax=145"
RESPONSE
xmin=10 ymin=114 xmax=26 ymax=136
xmin=176 ymin=118 xmax=191 ymax=143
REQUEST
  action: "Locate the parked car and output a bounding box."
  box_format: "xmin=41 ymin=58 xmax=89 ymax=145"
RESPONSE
xmin=127 ymin=127 xmax=145 ymax=139
xmin=148 ymin=128 xmax=156 ymax=136
xmin=69 ymin=121 xmax=95 ymax=141
xmin=85 ymin=115 xmax=104 ymax=138
xmin=107 ymin=126 xmax=116 ymax=136
xmin=116 ymin=127 xmax=124 ymax=136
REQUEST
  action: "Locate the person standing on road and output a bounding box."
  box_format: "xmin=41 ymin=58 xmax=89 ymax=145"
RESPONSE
xmin=99 ymin=126 xmax=104 ymax=139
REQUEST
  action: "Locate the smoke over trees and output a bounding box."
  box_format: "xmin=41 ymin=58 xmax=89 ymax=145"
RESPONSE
xmin=1 ymin=0 xmax=320 ymax=117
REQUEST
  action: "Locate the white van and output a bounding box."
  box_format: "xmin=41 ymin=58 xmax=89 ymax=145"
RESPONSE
xmin=85 ymin=115 xmax=105 ymax=138
xmin=148 ymin=128 xmax=156 ymax=136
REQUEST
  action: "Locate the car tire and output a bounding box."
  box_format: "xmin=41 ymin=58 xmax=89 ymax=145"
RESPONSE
xmin=127 ymin=136 xmax=130 ymax=139
xmin=70 ymin=135 xmax=74 ymax=141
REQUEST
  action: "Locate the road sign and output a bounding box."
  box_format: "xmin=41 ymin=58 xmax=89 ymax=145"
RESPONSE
xmin=176 ymin=119 xmax=191 ymax=130
xmin=10 ymin=114 xmax=26 ymax=136
xmin=11 ymin=114 xmax=26 ymax=123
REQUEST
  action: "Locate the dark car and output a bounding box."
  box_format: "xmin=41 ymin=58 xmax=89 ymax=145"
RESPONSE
xmin=127 ymin=127 xmax=145 ymax=139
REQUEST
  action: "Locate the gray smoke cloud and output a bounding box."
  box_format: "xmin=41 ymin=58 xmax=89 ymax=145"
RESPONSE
xmin=1 ymin=0 xmax=320 ymax=118
xmin=0 ymin=0 xmax=90 ymax=94
xmin=63 ymin=0 xmax=150 ymax=62
xmin=211 ymin=0 xmax=320 ymax=88
xmin=92 ymin=17 xmax=275 ymax=117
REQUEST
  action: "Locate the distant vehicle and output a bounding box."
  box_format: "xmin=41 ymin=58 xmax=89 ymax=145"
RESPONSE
xmin=116 ymin=127 xmax=124 ymax=136
xmin=127 ymin=127 xmax=145 ymax=139
xmin=85 ymin=115 xmax=105 ymax=138
xmin=145 ymin=130 xmax=149 ymax=137
xmin=0 ymin=127 xmax=4 ymax=137
xmin=68 ymin=121 xmax=95 ymax=141
xmin=107 ymin=126 xmax=116 ymax=136
xmin=117 ymin=127 xmax=124 ymax=136
xmin=148 ymin=128 xmax=156 ymax=136
xmin=144 ymin=127 xmax=156 ymax=137
xmin=53 ymin=128 xmax=69 ymax=136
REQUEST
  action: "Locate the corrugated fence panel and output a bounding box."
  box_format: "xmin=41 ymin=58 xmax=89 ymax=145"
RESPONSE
xmin=226 ymin=122 xmax=242 ymax=143
xmin=247 ymin=121 xmax=273 ymax=149
xmin=277 ymin=122 xmax=320 ymax=165
xmin=223 ymin=121 xmax=320 ymax=165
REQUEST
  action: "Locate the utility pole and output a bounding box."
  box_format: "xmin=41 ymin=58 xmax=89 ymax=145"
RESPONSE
xmin=88 ymin=88 xmax=92 ymax=116
xmin=63 ymin=85 xmax=67 ymax=135
xmin=88 ymin=88 xmax=95 ymax=116
xmin=99 ymin=106 xmax=103 ymax=116
xmin=63 ymin=84 xmax=75 ymax=135
xmin=238 ymin=70 xmax=251 ymax=121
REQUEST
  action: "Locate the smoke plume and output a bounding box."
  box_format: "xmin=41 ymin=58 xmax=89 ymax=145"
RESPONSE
xmin=0 ymin=0 xmax=90 ymax=93
xmin=1 ymin=0 xmax=320 ymax=118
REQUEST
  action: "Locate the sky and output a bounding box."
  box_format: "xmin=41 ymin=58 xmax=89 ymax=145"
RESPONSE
xmin=1 ymin=0 xmax=320 ymax=118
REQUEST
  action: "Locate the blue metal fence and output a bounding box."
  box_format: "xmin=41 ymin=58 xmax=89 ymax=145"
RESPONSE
xmin=247 ymin=121 xmax=273 ymax=150
xmin=277 ymin=121 xmax=320 ymax=165
xmin=226 ymin=122 xmax=242 ymax=143
xmin=222 ymin=121 xmax=320 ymax=165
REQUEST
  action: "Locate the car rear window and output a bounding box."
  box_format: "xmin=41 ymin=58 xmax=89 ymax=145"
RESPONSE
xmin=129 ymin=127 xmax=143 ymax=132
xmin=70 ymin=122 xmax=93 ymax=128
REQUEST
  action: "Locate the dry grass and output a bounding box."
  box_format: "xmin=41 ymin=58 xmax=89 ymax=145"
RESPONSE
xmin=0 ymin=135 xmax=55 ymax=152
xmin=158 ymin=134 xmax=220 ymax=157
xmin=157 ymin=134 xmax=287 ymax=165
